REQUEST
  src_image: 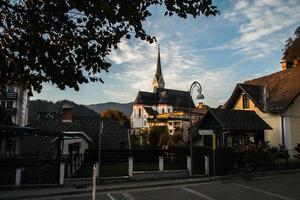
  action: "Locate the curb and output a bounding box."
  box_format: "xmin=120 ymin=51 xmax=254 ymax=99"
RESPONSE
xmin=1 ymin=168 xmax=300 ymax=200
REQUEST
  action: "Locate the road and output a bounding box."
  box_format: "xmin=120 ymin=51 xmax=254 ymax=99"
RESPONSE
xmin=45 ymin=172 xmax=300 ymax=200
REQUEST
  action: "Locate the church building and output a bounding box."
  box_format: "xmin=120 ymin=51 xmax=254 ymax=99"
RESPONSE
xmin=130 ymin=46 xmax=195 ymax=134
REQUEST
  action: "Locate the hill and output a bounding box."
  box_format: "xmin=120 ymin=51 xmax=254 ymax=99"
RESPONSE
xmin=28 ymin=99 xmax=98 ymax=123
xmin=86 ymin=102 xmax=133 ymax=117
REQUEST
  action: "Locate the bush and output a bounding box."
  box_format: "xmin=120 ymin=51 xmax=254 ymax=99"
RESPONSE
xmin=295 ymin=143 xmax=300 ymax=160
xmin=148 ymin=126 xmax=169 ymax=147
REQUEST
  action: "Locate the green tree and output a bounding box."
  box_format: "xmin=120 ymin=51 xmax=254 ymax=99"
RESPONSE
xmin=101 ymin=109 xmax=130 ymax=128
xmin=283 ymin=26 xmax=300 ymax=62
xmin=148 ymin=126 xmax=168 ymax=147
xmin=0 ymin=0 xmax=219 ymax=92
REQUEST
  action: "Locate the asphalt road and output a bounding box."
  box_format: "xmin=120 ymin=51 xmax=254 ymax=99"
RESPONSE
xmin=47 ymin=172 xmax=300 ymax=200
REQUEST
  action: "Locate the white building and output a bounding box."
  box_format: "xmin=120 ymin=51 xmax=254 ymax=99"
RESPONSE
xmin=131 ymin=46 xmax=195 ymax=134
xmin=0 ymin=85 xmax=30 ymax=126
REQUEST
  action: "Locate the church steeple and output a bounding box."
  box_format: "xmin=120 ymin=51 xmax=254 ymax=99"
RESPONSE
xmin=152 ymin=44 xmax=165 ymax=92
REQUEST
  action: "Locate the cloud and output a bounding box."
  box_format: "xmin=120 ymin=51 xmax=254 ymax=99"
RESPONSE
xmin=224 ymin=0 xmax=300 ymax=58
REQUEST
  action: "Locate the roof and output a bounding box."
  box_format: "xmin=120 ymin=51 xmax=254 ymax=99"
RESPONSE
xmin=154 ymin=45 xmax=164 ymax=84
xmin=29 ymin=113 xmax=130 ymax=150
xmin=198 ymin=108 xmax=272 ymax=131
xmin=144 ymin=107 xmax=158 ymax=115
xmin=134 ymin=88 xmax=195 ymax=109
xmin=225 ymin=66 xmax=300 ymax=112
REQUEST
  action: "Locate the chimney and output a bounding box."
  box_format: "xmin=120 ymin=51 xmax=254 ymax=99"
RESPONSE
xmin=281 ymin=59 xmax=293 ymax=70
xmin=62 ymin=103 xmax=73 ymax=122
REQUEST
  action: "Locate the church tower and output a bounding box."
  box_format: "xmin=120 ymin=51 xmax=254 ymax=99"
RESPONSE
xmin=152 ymin=44 xmax=165 ymax=92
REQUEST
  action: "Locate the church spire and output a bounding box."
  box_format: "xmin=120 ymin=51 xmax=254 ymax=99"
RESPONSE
xmin=152 ymin=44 xmax=165 ymax=92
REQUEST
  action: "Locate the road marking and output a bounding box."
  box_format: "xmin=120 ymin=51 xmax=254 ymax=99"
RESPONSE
xmin=181 ymin=187 xmax=217 ymax=200
xmin=107 ymin=193 xmax=118 ymax=200
xmin=232 ymin=183 xmax=295 ymax=200
xmin=107 ymin=192 xmax=134 ymax=200
xmin=122 ymin=192 xmax=135 ymax=200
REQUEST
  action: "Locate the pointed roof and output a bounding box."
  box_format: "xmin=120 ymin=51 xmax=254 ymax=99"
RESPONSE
xmin=156 ymin=44 xmax=162 ymax=77
xmin=225 ymin=66 xmax=300 ymax=112
xmin=153 ymin=44 xmax=165 ymax=87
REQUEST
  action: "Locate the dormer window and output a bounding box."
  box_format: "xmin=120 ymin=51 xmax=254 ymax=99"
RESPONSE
xmin=242 ymin=94 xmax=250 ymax=109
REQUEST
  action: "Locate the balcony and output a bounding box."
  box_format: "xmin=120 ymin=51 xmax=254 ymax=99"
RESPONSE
xmin=3 ymin=108 xmax=17 ymax=115
xmin=0 ymin=92 xmax=17 ymax=99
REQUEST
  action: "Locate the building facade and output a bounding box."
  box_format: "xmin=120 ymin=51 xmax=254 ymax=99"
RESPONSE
xmin=0 ymin=85 xmax=30 ymax=126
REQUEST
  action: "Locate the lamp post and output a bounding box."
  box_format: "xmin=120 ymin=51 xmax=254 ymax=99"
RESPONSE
xmin=188 ymin=81 xmax=204 ymax=176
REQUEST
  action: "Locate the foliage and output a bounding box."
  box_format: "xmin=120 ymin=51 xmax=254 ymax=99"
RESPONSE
xmin=233 ymin=142 xmax=275 ymax=168
xmin=148 ymin=126 xmax=168 ymax=147
xmin=0 ymin=0 xmax=219 ymax=92
xmin=130 ymin=134 xmax=140 ymax=147
xmin=283 ymin=26 xmax=300 ymax=61
xmin=169 ymin=131 xmax=185 ymax=146
xmin=295 ymin=143 xmax=300 ymax=160
xmin=101 ymin=109 xmax=130 ymax=128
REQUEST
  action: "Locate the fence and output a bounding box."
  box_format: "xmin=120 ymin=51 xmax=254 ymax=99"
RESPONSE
xmin=0 ymin=156 xmax=60 ymax=185
xmin=74 ymin=148 xmax=190 ymax=178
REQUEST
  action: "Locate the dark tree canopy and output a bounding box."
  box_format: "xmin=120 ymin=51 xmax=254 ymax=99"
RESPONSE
xmin=0 ymin=0 xmax=219 ymax=92
xmin=283 ymin=26 xmax=300 ymax=61
xmin=101 ymin=109 xmax=130 ymax=128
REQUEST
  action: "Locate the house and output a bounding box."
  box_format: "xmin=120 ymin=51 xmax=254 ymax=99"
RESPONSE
xmin=0 ymin=85 xmax=30 ymax=126
xmin=29 ymin=104 xmax=130 ymax=151
xmin=28 ymin=104 xmax=130 ymax=177
xmin=131 ymin=46 xmax=196 ymax=134
xmin=224 ymin=59 xmax=300 ymax=154
xmin=195 ymin=108 xmax=272 ymax=147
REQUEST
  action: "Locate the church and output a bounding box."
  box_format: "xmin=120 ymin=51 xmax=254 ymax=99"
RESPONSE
xmin=130 ymin=46 xmax=195 ymax=134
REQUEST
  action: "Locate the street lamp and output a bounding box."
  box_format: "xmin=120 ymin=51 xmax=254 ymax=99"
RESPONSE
xmin=188 ymin=81 xmax=204 ymax=176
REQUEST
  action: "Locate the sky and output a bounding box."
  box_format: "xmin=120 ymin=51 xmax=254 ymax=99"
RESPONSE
xmin=32 ymin=0 xmax=300 ymax=107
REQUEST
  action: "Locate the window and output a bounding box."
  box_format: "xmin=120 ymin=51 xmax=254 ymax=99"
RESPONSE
xmin=162 ymin=108 xmax=165 ymax=114
xmin=138 ymin=108 xmax=141 ymax=118
xmin=144 ymin=120 xmax=147 ymax=126
xmin=242 ymin=94 xmax=250 ymax=109
xmin=6 ymin=101 xmax=13 ymax=109
xmin=168 ymin=108 xmax=171 ymax=113
xmin=7 ymin=86 xmax=15 ymax=93
xmin=0 ymin=101 xmax=5 ymax=108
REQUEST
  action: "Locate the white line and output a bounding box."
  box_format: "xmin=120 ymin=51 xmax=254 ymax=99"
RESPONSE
xmin=182 ymin=187 xmax=217 ymax=200
xmin=122 ymin=192 xmax=135 ymax=200
xmin=232 ymin=183 xmax=295 ymax=200
xmin=107 ymin=193 xmax=117 ymax=200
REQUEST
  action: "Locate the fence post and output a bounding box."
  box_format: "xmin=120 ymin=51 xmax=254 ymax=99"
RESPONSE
xmin=92 ymin=164 xmax=96 ymax=200
xmin=15 ymin=168 xmax=22 ymax=186
xmin=95 ymin=162 xmax=99 ymax=178
xmin=59 ymin=162 xmax=65 ymax=185
xmin=205 ymin=156 xmax=209 ymax=176
xmin=159 ymin=156 xmax=164 ymax=172
xmin=128 ymin=156 xmax=133 ymax=177
xmin=187 ymin=156 xmax=191 ymax=176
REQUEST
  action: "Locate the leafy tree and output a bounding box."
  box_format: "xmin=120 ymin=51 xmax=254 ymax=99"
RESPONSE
xmin=0 ymin=0 xmax=219 ymax=92
xmin=295 ymin=143 xmax=300 ymax=160
xmin=283 ymin=26 xmax=300 ymax=63
xmin=148 ymin=126 xmax=168 ymax=146
xmin=101 ymin=109 xmax=130 ymax=128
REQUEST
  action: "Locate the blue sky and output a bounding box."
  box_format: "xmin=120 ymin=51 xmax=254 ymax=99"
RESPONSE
xmin=32 ymin=0 xmax=300 ymax=107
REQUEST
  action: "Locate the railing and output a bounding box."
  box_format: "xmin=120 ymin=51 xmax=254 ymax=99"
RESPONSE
xmin=0 ymin=92 xmax=17 ymax=99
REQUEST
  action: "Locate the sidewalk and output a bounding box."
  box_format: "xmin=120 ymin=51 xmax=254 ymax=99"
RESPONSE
xmin=1 ymin=168 xmax=300 ymax=200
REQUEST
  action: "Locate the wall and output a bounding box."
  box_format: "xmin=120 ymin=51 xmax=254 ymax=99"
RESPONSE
xmin=285 ymin=95 xmax=300 ymax=152
xmin=234 ymin=93 xmax=281 ymax=147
